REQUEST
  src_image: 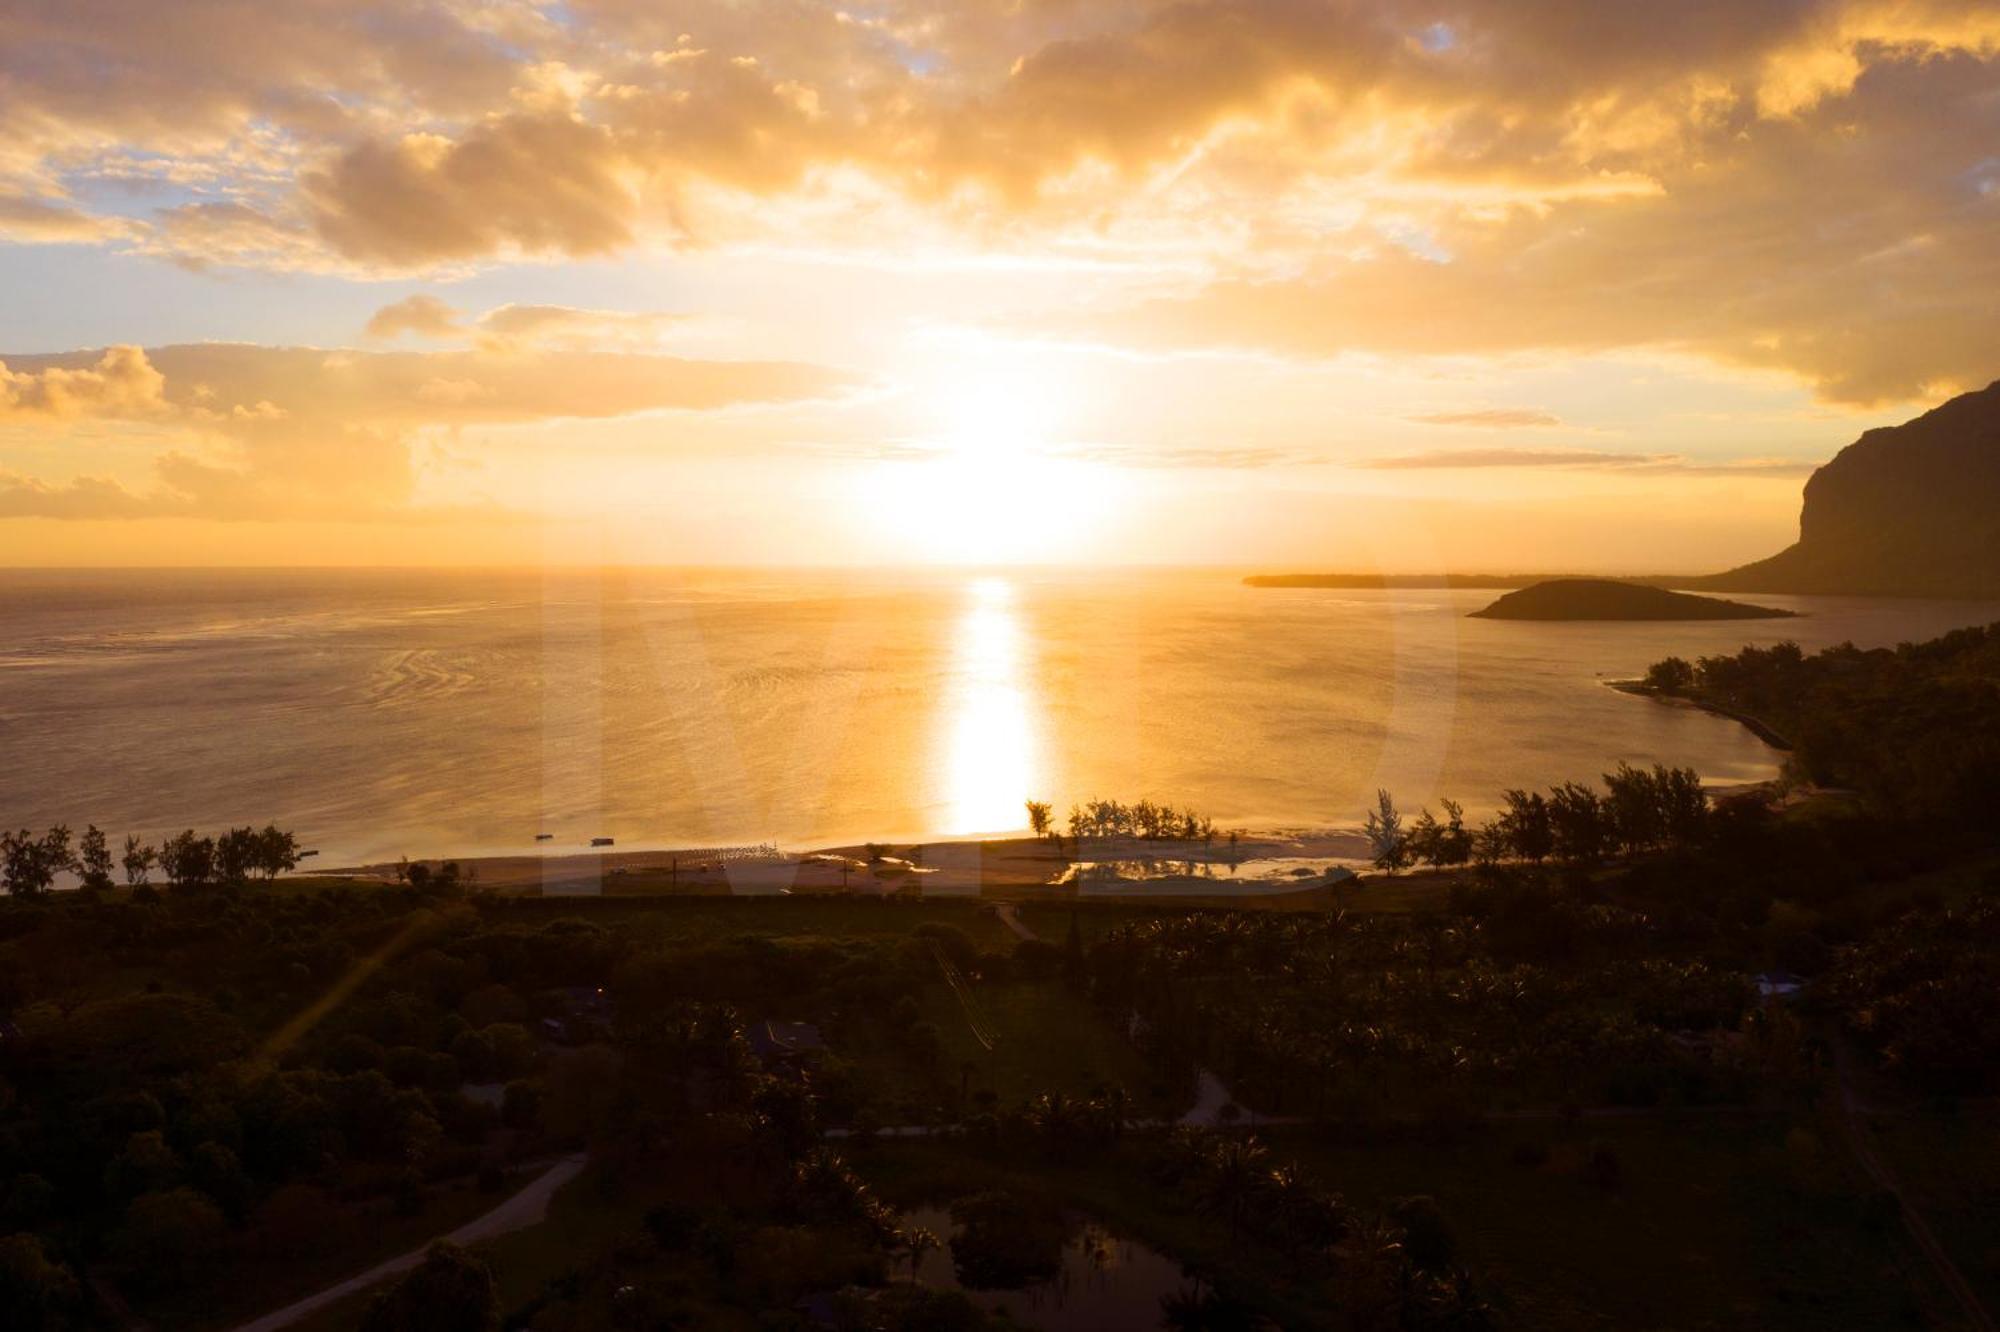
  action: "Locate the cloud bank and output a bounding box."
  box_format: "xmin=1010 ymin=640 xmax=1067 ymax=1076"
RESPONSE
xmin=0 ymin=1 xmax=1995 ymax=401
xmin=0 ymin=342 xmax=856 ymax=521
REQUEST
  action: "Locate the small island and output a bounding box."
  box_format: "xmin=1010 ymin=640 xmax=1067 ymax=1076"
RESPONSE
xmin=1469 ymin=578 xmax=1796 ymax=621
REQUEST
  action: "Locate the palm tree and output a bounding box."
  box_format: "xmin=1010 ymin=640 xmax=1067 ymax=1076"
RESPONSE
xmin=1335 ymin=1214 xmax=1407 ymax=1323
xmin=901 ymin=1226 xmax=938 ymax=1283
xmin=1196 ymin=1136 xmax=1269 ymax=1237
xmin=1364 ymin=790 xmax=1407 ymax=872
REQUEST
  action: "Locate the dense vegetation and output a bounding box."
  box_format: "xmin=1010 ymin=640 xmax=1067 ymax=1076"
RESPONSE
xmin=1048 ymin=798 xmax=1219 ymax=844
xmin=1362 ymin=762 xmax=1715 ymax=873
xmin=2 ymin=824 xmax=300 ymax=896
xmin=1643 ymin=623 xmax=2000 ymax=826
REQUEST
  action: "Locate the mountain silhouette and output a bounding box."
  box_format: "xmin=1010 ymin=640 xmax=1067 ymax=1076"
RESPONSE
xmin=1702 ymin=379 xmax=2000 ymax=597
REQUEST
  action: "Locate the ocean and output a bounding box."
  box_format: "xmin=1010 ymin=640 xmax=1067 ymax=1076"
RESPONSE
xmin=3 ymin=567 xmax=1995 ymax=865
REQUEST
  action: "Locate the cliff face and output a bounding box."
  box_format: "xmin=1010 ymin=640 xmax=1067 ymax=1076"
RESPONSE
xmin=1705 ymin=379 xmax=2000 ymax=597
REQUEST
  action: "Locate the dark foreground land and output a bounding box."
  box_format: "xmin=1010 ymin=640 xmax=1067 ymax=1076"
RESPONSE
xmin=4 ymin=625 xmax=2000 ymax=1331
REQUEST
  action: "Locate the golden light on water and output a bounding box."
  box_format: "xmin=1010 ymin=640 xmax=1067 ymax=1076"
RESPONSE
xmin=944 ymin=576 xmax=1035 ymax=834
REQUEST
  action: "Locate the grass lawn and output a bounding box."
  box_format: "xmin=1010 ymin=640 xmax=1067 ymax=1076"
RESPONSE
xmin=1007 ymin=875 xmax=1450 ymax=953
xmin=1331 ymin=870 xmax=1458 ymax=913
xmin=1013 ymin=901 xmax=1163 ymax=947
xmin=270 ymin=874 xmax=397 ymax=892
xmin=481 ymin=894 xmax=1018 ymax=951
xmin=837 ymin=979 xmax=1177 ymax=1123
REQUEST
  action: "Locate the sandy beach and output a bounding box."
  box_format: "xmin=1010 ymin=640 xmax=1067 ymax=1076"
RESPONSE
xmin=328 ymin=829 xmax=1375 ymax=899
xmin=1606 ymin=679 xmax=1795 ymax=751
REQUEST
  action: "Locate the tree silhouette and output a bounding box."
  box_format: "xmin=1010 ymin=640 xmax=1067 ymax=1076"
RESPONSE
xmin=1364 ymin=790 xmax=1408 ymax=873
xmin=121 ymin=834 xmax=155 ymax=886
xmin=1547 ymin=782 xmax=1610 ymax=865
xmin=77 ymin=824 xmax=114 ymax=890
xmin=1025 ymin=800 xmax=1053 ymax=840
xmin=159 ymin=830 xmax=215 ymax=889
xmin=1498 ymin=790 xmax=1553 ymax=863
xmin=1 ymin=827 xmax=69 ymax=896
xmin=360 ymin=1242 xmax=499 ymax=1332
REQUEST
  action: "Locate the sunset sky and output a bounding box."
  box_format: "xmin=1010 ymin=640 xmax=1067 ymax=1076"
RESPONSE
xmin=3 ymin=0 xmax=1998 ymax=569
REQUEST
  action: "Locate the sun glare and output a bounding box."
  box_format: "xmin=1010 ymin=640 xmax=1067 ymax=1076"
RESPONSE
xmin=930 ymin=364 xmax=1063 ymax=461
xmin=864 ymin=354 xmax=1115 ymax=563
xmin=944 ymin=576 xmax=1035 ymax=834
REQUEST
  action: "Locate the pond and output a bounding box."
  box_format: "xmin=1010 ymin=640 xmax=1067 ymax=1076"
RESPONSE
xmin=899 ymin=1205 xmax=1194 ymax=1331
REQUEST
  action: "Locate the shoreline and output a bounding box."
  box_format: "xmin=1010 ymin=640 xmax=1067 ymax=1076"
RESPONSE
xmin=321 ymin=829 xmax=1376 ymax=899
xmin=1607 ymin=680 xmax=1795 ymax=752
xmin=1243 ymin=572 xmax=1693 ymax=590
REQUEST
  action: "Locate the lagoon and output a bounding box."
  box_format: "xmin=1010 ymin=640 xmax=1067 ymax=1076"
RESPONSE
xmin=3 ymin=567 xmax=1994 ymax=863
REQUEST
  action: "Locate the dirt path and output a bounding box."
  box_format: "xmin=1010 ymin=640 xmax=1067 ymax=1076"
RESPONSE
xmin=1831 ymin=1040 xmax=1995 ymax=1332
xmin=929 ymin=939 xmax=997 ymax=1050
xmin=231 ymin=1153 xmax=588 ymax=1332
xmin=1182 ymin=1069 xmax=1243 ymax=1126
xmin=993 ymin=901 xmax=1034 ymax=941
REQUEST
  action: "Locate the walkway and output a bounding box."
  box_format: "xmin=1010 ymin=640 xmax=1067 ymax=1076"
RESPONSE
xmin=993 ymin=901 xmax=1034 ymax=942
xmin=231 ymin=1153 xmax=588 ymax=1332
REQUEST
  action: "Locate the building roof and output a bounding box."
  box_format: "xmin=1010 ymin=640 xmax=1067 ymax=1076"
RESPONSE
xmin=1754 ymin=971 xmax=1807 ymax=999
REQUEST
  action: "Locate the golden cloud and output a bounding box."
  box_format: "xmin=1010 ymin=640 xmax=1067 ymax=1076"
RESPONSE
xmin=365 ymin=294 xmax=463 ymax=341
xmin=2 ymin=1 xmax=1998 ymax=400
xmin=364 ymin=297 xmax=690 ymax=350
xmin=304 ymin=117 xmax=637 ymax=266
xmin=0 ymin=346 xmax=168 ymax=417
xmin=1409 ymin=409 xmax=1563 ymax=429
xmin=0 ymin=341 xmax=858 ymax=520
xmin=1076 ymin=46 xmax=2000 ymax=406
xmin=0 ymin=194 xmax=144 ymax=245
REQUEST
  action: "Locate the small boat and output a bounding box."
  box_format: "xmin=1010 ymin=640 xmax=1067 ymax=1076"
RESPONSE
xmin=591 ymin=836 xmax=615 ymax=848
xmin=535 ymin=833 xmax=554 ymax=842
xmin=298 ymin=849 xmax=320 ymax=859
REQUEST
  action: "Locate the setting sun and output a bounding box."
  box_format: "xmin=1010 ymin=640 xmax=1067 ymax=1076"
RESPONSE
xmin=858 ymin=349 xmax=1117 ymax=564
xmin=925 ymin=359 xmax=1071 ymax=463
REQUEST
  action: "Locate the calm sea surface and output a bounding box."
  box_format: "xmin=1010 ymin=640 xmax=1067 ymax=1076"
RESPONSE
xmin=3 ymin=568 xmax=1996 ymax=864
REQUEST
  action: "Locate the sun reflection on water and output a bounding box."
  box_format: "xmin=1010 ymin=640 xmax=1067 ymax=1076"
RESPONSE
xmin=945 ymin=576 xmax=1035 ymax=834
